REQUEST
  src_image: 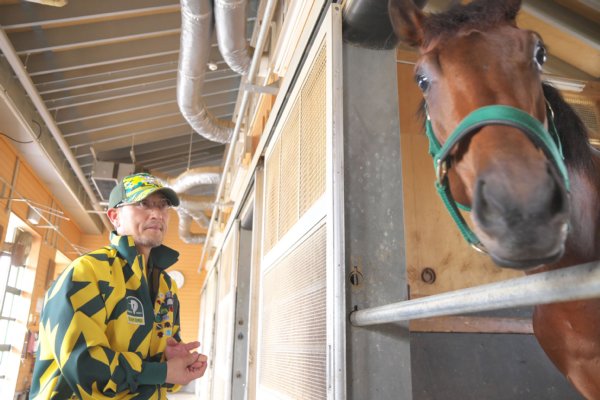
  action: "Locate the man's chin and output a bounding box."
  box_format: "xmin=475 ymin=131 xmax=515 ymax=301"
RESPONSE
xmin=135 ymin=235 xmax=164 ymax=249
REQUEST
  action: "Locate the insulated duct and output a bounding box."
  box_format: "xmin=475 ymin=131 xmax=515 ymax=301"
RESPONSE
xmin=178 ymin=0 xmax=234 ymax=143
xmin=154 ymin=167 xmax=220 ymax=243
xmin=178 ymin=208 xmax=207 ymax=244
xmin=214 ymin=0 xmax=251 ymax=75
xmin=154 ymin=166 xmax=221 ymax=193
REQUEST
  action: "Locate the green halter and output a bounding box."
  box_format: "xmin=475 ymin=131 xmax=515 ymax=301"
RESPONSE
xmin=425 ymin=104 xmax=570 ymax=252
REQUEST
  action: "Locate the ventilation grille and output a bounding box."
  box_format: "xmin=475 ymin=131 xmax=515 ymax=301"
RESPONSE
xmin=264 ymin=43 xmax=327 ymax=254
xmin=563 ymin=94 xmax=600 ymax=144
xmin=259 ymin=224 xmax=327 ymax=399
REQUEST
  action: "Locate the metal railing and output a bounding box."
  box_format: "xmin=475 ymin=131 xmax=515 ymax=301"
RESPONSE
xmin=351 ymin=260 xmax=600 ymax=326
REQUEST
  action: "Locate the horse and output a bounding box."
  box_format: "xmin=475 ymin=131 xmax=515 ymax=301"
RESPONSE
xmin=387 ymin=0 xmax=600 ymax=398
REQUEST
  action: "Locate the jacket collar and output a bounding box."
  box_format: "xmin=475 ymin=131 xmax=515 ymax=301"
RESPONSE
xmin=109 ymin=231 xmax=179 ymax=270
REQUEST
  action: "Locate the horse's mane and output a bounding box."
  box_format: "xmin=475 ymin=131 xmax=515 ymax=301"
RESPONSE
xmin=543 ymin=83 xmax=595 ymax=173
xmin=422 ymin=0 xmax=521 ymax=46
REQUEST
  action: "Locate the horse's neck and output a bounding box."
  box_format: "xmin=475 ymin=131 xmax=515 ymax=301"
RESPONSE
xmin=558 ymin=151 xmax=600 ymax=268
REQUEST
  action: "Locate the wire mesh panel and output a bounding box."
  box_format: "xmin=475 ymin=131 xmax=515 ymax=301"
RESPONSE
xmin=259 ymin=224 xmax=327 ymax=399
xmin=263 ymin=45 xmax=327 ymax=256
xmin=300 ymin=46 xmax=327 ymax=215
xmin=278 ymin=98 xmax=301 ymax=238
xmin=257 ymin=5 xmax=344 ymax=400
xmin=263 ymin=140 xmax=281 ymax=255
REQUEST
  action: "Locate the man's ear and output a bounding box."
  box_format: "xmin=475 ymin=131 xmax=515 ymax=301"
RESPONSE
xmin=107 ymin=208 xmax=119 ymax=229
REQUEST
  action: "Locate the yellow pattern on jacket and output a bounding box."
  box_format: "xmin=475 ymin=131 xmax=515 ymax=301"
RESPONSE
xmin=30 ymin=232 xmax=182 ymax=399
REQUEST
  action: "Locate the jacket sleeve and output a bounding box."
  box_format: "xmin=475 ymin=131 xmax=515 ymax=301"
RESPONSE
xmin=39 ymin=256 xmax=167 ymax=398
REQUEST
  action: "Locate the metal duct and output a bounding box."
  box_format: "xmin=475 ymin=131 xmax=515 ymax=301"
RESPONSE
xmin=214 ymin=0 xmax=251 ymax=75
xmin=154 ymin=168 xmax=219 ymax=243
xmin=178 ymin=0 xmax=234 ymax=143
xmin=178 ymin=208 xmax=207 ymax=244
xmin=179 ymin=194 xmax=212 ymax=227
xmin=153 ymin=166 xmax=221 ymax=193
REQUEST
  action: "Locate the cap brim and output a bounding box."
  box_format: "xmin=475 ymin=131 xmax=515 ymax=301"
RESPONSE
xmin=152 ymin=187 xmax=180 ymax=207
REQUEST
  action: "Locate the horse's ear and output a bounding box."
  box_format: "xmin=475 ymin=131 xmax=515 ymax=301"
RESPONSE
xmin=388 ymin=0 xmax=427 ymax=47
xmin=503 ymin=0 xmax=522 ymax=22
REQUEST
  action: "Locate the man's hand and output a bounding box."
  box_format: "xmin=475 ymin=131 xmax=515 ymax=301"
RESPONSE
xmin=164 ymin=337 xmax=200 ymax=361
xmin=165 ymin=352 xmax=208 ymax=385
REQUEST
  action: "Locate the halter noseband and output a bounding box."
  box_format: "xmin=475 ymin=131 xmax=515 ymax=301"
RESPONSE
xmin=425 ymin=104 xmax=570 ymax=253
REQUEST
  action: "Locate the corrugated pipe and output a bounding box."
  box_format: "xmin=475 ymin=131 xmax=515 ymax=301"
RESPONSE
xmin=177 ymin=208 xmax=207 ymax=244
xmin=153 ymin=166 xmax=221 ymax=193
xmin=214 ymin=0 xmax=251 ymax=75
xmin=178 ymin=0 xmax=234 ymax=143
xmin=153 ymin=168 xmax=219 ymax=243
xmin=179 ymin=194 xmax=212 ymax=228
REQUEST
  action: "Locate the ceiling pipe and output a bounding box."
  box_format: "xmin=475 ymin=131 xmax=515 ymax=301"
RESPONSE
xmin=0 ymin=29 xmax=112 ymax=232
xmin=198 ymin=0 xmax=279 ymax=271
xmin=214 ymin=0 xmax=252 ymax=75
xmin=154 ymin=169 xmax=217 ymax=243
xmin=178 ymin=0 xmax=235 ymax=144
xmin=153 ymin=166 xmax=221 ymax=193
xmin=177 ymin=208 xmax=207 ymax=244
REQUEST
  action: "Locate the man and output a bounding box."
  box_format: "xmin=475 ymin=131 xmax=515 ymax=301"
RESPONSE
xmin=30 ymin=173 xmax=208 ymax=399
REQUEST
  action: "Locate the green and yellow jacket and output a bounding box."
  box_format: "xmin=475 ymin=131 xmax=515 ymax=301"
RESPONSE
xmin=30 ymin=232 xmax=182 ymax=400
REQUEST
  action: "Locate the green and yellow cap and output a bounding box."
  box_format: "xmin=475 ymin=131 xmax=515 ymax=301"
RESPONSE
xmin=108 ymin=173 xmax=179 ymax=209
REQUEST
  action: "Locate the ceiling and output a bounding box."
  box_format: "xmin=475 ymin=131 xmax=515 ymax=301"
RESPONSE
xmin=0 ymin=0 xmax=598 ymax=235
xmin=0 ymin=0 xmax=257 ymax=233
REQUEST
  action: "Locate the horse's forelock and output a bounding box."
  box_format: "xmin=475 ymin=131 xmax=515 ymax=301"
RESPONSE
xmin=422 ymin=0 xmax=522 ymax=45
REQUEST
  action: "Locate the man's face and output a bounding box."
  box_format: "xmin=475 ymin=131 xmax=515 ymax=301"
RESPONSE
xmin=109 ymin=192 xmax=171 ymax=252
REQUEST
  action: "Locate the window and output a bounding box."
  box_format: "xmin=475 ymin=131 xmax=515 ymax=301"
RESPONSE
xmin=0 ymin=214 xmax=39 ymax=400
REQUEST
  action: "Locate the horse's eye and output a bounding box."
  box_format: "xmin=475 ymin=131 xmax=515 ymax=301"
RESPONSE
xmin=415 ymin=74 xmax=430 ymax=92
xmin=534 ymin=43 xmax=547 ymax=70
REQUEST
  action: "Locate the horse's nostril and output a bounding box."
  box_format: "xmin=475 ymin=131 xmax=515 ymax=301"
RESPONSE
xmin=473 ymin=179 xmax=496 ymax=228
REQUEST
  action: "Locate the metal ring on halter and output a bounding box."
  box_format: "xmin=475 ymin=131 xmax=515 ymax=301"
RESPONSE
xmin=436 ymin=158 xmax=449 ymax=183
xmin=471 ymin=242 xmax=487 ymax=254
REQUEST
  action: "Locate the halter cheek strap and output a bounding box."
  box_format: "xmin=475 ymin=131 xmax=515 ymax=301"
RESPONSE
xmin=425 ymin=104 xmax=570 ymax=252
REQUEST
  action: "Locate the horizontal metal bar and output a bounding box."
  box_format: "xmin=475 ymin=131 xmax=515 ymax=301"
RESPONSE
xmin=350 ymin=261 xmax=600 ymax=327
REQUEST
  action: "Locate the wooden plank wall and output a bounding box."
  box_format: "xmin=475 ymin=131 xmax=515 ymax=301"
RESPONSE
xmin=0 ymin=136 xmax=83 ymax=393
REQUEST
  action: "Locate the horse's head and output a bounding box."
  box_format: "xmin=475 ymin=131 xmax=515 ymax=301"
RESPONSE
xmin=389 ymin=0 xmax=570 ymax=269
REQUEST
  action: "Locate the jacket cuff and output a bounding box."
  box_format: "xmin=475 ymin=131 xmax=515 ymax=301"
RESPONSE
xmin=138 ymin=361 xmax=167 ymax=385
